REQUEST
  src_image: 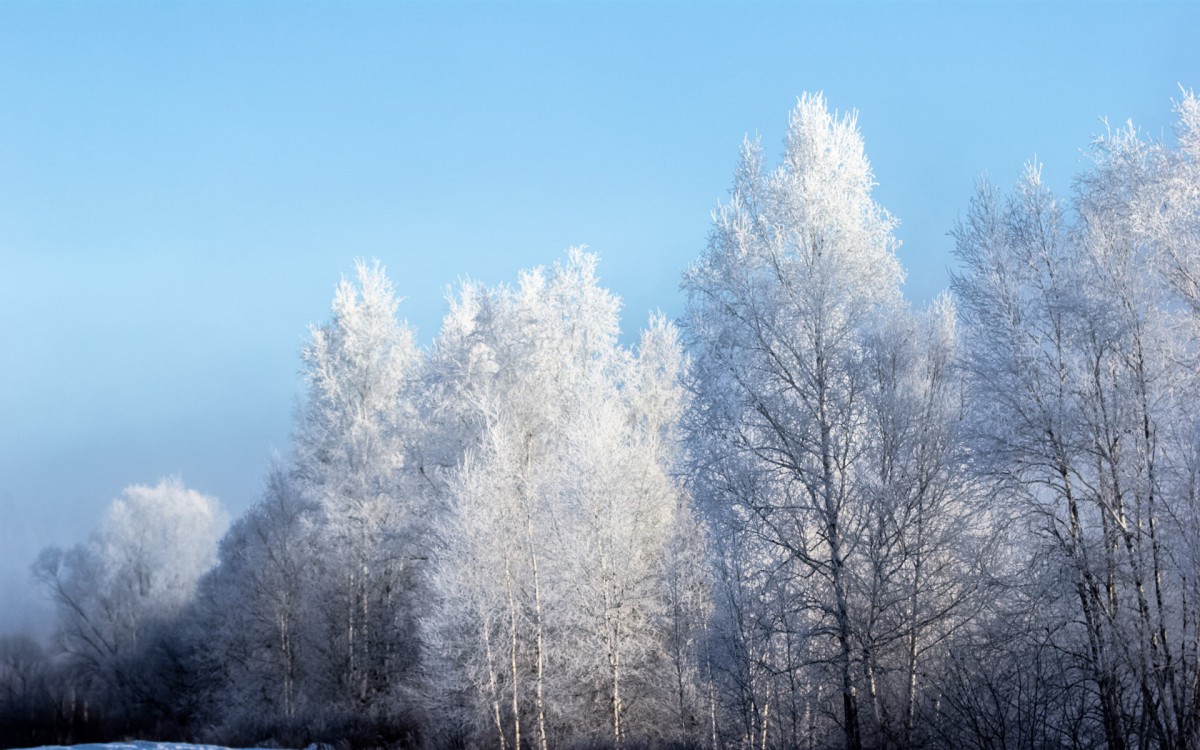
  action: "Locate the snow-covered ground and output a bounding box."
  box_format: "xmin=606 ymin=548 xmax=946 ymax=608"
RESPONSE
xmin=17 ymin=743 xmax=267 ymax=750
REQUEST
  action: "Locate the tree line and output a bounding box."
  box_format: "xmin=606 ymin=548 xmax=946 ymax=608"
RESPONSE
xmin=2 ymin=91 xmax=1198 ymax=750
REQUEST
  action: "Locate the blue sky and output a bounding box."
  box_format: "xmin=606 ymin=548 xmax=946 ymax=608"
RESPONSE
xmin=1 ymin=0 xmax=1196 ymax=632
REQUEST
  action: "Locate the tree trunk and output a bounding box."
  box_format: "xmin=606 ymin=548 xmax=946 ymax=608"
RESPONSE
xmin=505 ymin=555 xmax=522 ymax=750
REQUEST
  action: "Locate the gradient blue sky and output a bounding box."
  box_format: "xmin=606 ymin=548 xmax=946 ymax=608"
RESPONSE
xmin=1 ymin=1 xmax=1196 ymax=633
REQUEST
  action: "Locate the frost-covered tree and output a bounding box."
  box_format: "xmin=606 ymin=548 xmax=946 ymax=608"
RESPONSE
xmin=682 ymin=94 xmax=984 ymax=750
xmin=555 ymin=314 xmax=705 ymax=749
xmin=190 ymin=259 xmax=427 ymax=742
xmin=33 ymin=478 xmax=227 ymax=713
xmin=293 ymin=258 xmax=423 ymax=717
xmin=682 ymin=94 xmax=904 ymax=750
xmin=854 ymin=298 xmax=992 ymax=749
xmin=951 ymin=91 xmax=1200 ymax=749
xmin=426 ymin=250 xmax=707 ymax=750
xmin=194 ymin=464 xmax=315 ymax=735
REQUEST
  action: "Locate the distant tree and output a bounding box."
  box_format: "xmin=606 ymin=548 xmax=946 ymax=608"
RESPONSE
xmin=0 ymin=635 xmax=63 ymax=746
xmin=33 ymin=478 xmax=227 ymax=721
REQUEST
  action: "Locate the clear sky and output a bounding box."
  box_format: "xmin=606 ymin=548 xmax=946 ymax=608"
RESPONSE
xmin=1 ymin=0 xmax=1196 ymax=634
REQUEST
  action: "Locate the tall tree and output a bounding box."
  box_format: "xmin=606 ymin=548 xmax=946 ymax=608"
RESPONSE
xmin=951 ymin=92 xmax=1200 ymax=748
xmin=855 ymin=298 xmax=987 ymax=749
xmin=682 ymin=93 xmax=903 ymax=750
xmin=426 ymin=251 xmax=706 ymax=749
xmin=292 ymin=258 xmax=423 ymax=717
xmin=195 ymin=464 xmax=315 ymax=735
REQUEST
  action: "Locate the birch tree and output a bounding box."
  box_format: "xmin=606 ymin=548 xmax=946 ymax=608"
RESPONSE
xmin=292 ymin=258 xmax=423 ymax=717
xmin=951 ymin=92 xmax=1200 ymax=747
xmin=196 ymin=465 xmax=316 ymax=735
xmin=427 ymin=251 xmax=706 ymax=749
xmin=682 ymin=93 xmax=903 ymax=750
xmin=855 ymin=298 xmax=990 ymax=749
